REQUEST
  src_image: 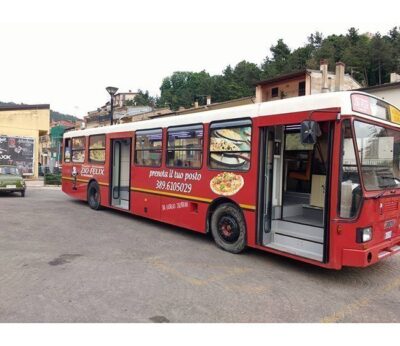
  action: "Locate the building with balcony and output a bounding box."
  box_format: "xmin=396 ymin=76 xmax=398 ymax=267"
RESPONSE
xmin=113 ymin=90 xmax=138 ymax=108
xmin=255 ymin=60 xmax=361 ymax=103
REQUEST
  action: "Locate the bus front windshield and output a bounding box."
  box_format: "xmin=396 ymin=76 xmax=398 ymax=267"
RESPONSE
xmin=354 ymin=121 xmax=400 ymax=190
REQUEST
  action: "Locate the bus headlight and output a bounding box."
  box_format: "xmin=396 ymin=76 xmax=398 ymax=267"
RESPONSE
xmin=356 ymin=227 xmax=373 ymax=243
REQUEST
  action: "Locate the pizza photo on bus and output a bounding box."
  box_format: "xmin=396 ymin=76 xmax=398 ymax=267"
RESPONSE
xmin=210 ymin=137 xmax=240 ymax=152
xmin=210 ymin=172 xmax=244 ymax=196
xmin=215 ymin=128 xmax=245 ymax=143
xmin=72 ymin=151 xmax=85 ymax=163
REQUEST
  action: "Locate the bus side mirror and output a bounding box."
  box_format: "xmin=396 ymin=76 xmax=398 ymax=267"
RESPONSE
xmin=301 ymin=120 xmax=320 ymax=144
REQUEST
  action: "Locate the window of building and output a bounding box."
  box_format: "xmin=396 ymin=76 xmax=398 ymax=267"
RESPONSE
xmin=271 ymin=87 xmax=279 ymax=98
xmin=209 ymin=119 xmax=252 ymax=171
xmin=339 ymin=120 xmax=362 ymax=218
xmin=71 ymin=137 xmax=86 ymax=163
xmin=167 ymin=125 xmax=203 ymax=168
xmin=64 ymin=138 xmax=71 ymax=163
xmin=135 ymin=129 xmax=163 ymax=167
xmin=89 ymin=135 xmax=106 ymax=163
xmin=298 ymin=81 xmax=306 ymax=96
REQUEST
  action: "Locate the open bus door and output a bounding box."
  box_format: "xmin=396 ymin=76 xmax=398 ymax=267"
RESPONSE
xmin=110 ymin=138 xmax=131 ymax=210
xmin=259 ymin=121 xmax=333 ymax=262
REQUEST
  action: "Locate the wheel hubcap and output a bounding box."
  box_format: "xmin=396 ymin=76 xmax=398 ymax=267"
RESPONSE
xmin=217 ymin=215 xmax=240 ymax=243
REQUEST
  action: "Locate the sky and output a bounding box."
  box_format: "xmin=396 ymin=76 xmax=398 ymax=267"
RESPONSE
xmin=0 ymin=0 xmax=399 ymax=118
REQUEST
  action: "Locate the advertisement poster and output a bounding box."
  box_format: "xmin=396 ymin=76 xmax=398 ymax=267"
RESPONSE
xmin=0 ymin=135 xmax=35 ymax=175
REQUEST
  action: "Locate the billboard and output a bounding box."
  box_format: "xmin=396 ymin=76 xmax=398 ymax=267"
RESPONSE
xmin=0 ymin=135 xmax=35 ymax=175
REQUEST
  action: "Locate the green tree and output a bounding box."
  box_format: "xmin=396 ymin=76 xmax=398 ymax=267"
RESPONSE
xmin=308 ymin=31 xmax=323 ymax=49
xmin=129 ymin=89 xmax=156 ymax=107
xmin=346 ymin=27 xmax=360 ymax=45
xmin=153 ymin=26 xmax=400 ymax=110
xmin=262 ymin=39 xmax=292 ymax=77
xmin=310 ymin=34 xmax=350 ymax=70
xmin=158 ymin=71 xmax=214 ymax=110
xmin=342 ymin=33 xmax=371 ymax=85
xmin=287 ymin=44 xmax=315 ymax=71
xmin=369 ymin=33 xmax=394 ymax=84
xmin=388 ymin=27 xmax=400 ymax=72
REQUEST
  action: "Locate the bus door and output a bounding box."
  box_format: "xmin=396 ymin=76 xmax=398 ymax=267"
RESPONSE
xmin=259 ymin=122 xmax=332 ymax=262
xmin=111 ymin=138 xmax=131 ymax=210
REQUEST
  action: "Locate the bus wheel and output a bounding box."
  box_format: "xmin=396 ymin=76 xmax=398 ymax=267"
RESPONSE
xmin=88 ymin=181 xmax=101 ymax=210
xmin=211 ymin=203 xmax=246 ymax=254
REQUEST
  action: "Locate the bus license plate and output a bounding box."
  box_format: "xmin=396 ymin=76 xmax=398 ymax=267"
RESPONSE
xmin=385 ymin=231 xmax=393 ymax=240
xmin=6 ymin=185 xmax=16 ymax=189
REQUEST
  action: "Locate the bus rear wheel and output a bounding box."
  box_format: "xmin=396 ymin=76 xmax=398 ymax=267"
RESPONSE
xmin=211 ymin=203 xmax=246 ymax=254
xmin=88 ymin=181 xmax=101 ymax=210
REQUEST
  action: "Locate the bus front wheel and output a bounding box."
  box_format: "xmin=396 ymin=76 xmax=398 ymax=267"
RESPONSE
xmin=211 ymin=203 xmax=246 ymax=254
xmin=88 ymin=181 xmax=101 ymax=210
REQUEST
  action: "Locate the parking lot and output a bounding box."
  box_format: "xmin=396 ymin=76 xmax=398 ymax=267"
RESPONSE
xmin=0 ymin=187 xmax=399 ymax=322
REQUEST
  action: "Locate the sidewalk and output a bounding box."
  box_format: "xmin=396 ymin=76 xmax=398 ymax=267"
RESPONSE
xmin=25 ymin=178 xmax=60 ymax=189
xmin=25 ymin=179 xmax=44 ymax=187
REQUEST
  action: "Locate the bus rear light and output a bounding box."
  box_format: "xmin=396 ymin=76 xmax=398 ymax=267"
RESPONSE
xmin=356 ymin=227 xmax=373 ymax=243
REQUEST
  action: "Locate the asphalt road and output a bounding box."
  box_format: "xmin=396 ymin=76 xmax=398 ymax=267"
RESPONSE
xmin=0 ymin=188 xmax=399 ymax=322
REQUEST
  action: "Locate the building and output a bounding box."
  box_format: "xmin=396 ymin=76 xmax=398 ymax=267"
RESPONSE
xmin=85 ymin=62 xmax=361 ymax=130
xmin=85 ymin=94 xmax=258 ymax=129
xmin=39 ymin=120 xmax=82 ymax=170
xmin=51 ymin=119 xmax=83 ymax=128
xmin=117 ymin=96 xmax=257 ymax=124
xmin=0 ymin=104 xmax=50 ymax=178
xmin=85 ymin=107 xmax=111 ymax=128
xmin=39 ymin=126 xmax=65 ymax=170
xmin=113 ymin=90 xmax=138 ymax=108
xmin=357 ymin=73 xmax=400 ymax=108
xmin=85 ymin=90 xmax=140 ymax=128
xmin=255 ymin=60 xmax=361 ymax=103
xmin=85 ymin=105 xmax=155 ymax=129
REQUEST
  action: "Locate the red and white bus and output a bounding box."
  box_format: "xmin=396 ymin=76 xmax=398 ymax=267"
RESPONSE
xmin=62 ymin=91 xmax=400 ymax=269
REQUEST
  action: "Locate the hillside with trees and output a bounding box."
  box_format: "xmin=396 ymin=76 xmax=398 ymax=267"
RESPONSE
xmin=49 ymin=109 xmax=80 ymax=123
xmin=155 ymin=27 xmax=400 ymax=110
xmin=0 ymin=101 xmax=80 ymax=123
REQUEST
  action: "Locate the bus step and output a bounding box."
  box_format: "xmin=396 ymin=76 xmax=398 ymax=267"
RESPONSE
xmin=391 ymin=245 xmax=400 ymax=252
xmin=378 ymin=250 xmax=391 ymax=259
xmin=378 ymin=244 xmax=400 ymax=259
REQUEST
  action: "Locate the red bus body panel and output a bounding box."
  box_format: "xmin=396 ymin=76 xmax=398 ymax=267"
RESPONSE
xmin=62 ymin=107 xmax=400 ymax=269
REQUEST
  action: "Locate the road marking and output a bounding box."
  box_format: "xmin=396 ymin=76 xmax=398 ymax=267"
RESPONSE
xmin=147 ymin=257 xmax=204 ymax=286
xmin=321 ymin=276 xmax=400 ymax=323
xmin=146 ymin=257 xmax=253 ymax=288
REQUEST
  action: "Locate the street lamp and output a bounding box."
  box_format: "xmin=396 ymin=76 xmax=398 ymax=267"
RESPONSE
xmin=106 ymin=86 xmax=118 ymax=125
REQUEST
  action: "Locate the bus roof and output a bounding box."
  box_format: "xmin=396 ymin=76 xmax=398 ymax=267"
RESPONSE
xmin=65 ymin=91 xmax=400 ymax=138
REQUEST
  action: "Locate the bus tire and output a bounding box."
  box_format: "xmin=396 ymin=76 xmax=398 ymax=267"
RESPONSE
xmin=211 ymin=203 xmax=246 ymax=254
xmin=87 ymin=181 xmax=101 ymax=210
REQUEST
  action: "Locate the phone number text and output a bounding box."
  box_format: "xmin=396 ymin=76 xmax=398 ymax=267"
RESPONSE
xmin=155 ymin=180 xmax=192 ymax=193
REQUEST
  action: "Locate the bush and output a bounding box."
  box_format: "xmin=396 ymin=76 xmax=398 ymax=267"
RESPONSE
xmin=44 ymin=173 xmax=61 ymax=186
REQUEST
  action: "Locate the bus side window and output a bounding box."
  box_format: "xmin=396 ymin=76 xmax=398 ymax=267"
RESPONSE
xmin=135 ymin=129 xmax=163 ymax=167
xmin=64 ymin=138 xmax=71 ymax=163
xmin=209 ymin=119 xmax=252 ymax=171
xmin=71 ymin=137 xmax=86 ymax=163
xmin=167 ymin=125 xmax=203 ymax=169
xmin=339 ymin=120 xmax=362 ymax=218
xmin=89 ymin=135 xmax=106 ymax=164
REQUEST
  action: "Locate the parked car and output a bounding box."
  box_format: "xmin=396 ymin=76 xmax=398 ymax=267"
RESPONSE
xmin=0 ymin=165 xmax=26 ymax=197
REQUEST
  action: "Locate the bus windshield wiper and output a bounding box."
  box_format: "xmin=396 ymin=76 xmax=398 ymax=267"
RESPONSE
xmin=373 ymin=190 xmax=386 ymax=199
xmin=373 ymin=183 xmax=399 ymax=198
